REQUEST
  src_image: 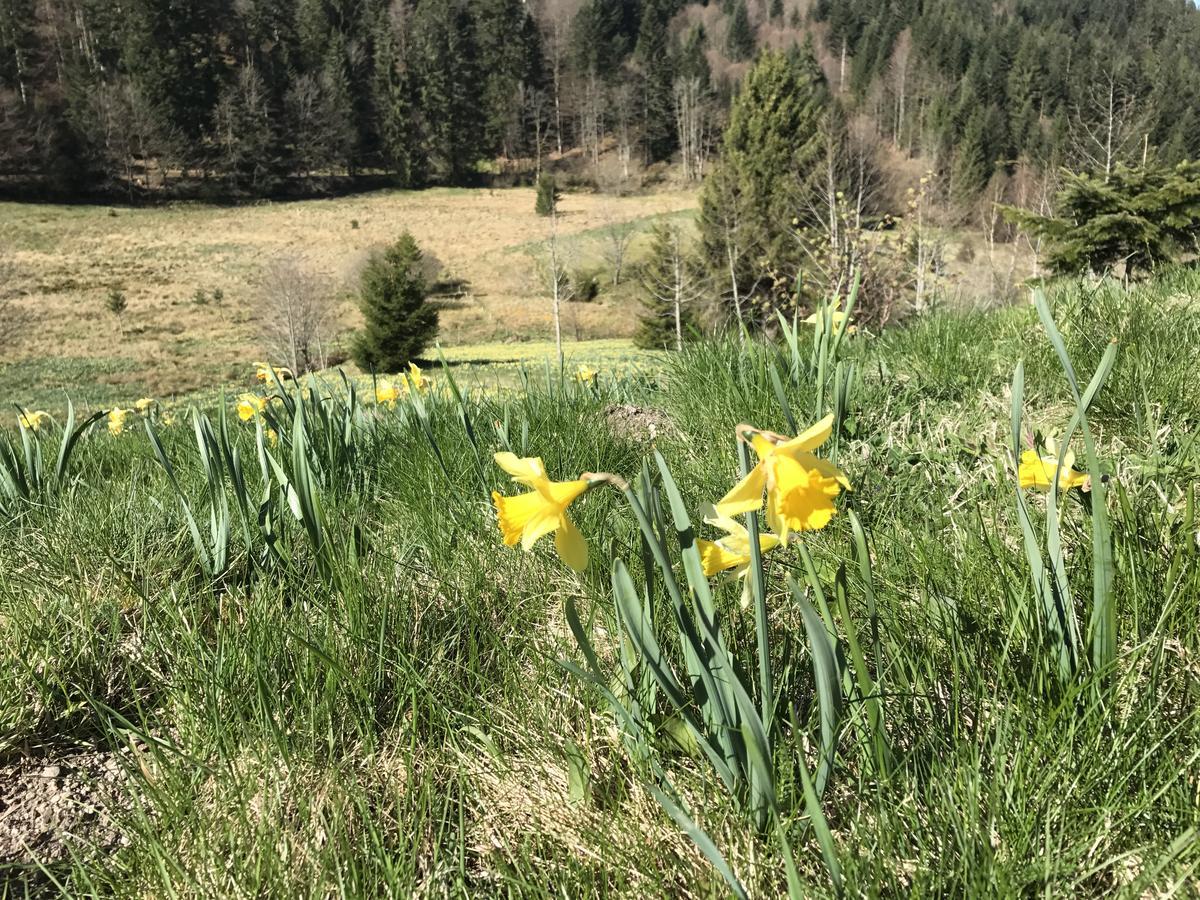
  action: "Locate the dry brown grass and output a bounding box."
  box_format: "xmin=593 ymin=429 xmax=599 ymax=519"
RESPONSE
xmin=0 ymin=187 xmax=697 ymax=398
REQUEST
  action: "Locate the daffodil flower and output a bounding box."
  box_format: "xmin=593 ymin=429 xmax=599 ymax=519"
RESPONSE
xmin=135 ymin=397 xmax=155 ymax=413
xmin=1019 ymin=445 xmax=1090 ymax=492
xmin=376 ymin=381 xmax=399 ymax=408
xmin=405 ymin=362 xmax=428 ymax=393
xmin=18 ymin=409 xmax=48 ymax=432
xmin=804 ymin=302 xmax=856 ymax=334
xmin=574 ymin=365 xmax=598 ymax=384
xmin=236 ymin=394 xmax=267 ymax=422
xmin=491 ymin=452 xmax=589 ymax=571
xmin=255 ymin=362 xmax=293 ymax=383
xmin=107 ymin=408 xmax=130 ymax=435
xmin=696 ymin=508 xmax=781 ymax=606
xmin=715 ymin=415 xmax=850 ymax=544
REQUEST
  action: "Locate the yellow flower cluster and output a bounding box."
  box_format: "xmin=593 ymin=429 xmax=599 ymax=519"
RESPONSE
xmin=375 ymin=363 xmax=429 ymax=408
xmin=489 ymin=414 xmax=850 ymax=577
xmin=254 ymin=362 xmax=294 ymax=383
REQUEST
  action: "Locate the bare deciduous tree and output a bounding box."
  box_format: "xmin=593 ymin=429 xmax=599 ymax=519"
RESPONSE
xmin=601 ymin=213 xmax=638 ymax=286
xmin=674 ymin=76 xmax=711 ymax=182
xmin=532 ymin=206 xmax=575 ymax=368
xmin=258 ymin=258 xmax=338 ymax=375
xmin=640 ymin=224 xmax=704 ymax=351
xmin=1070 ymin=71 xmax=1148 ymax=181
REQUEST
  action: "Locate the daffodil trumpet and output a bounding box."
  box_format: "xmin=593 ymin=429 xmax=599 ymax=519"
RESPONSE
xmin=715 ymin=416 xmax=850 ymax=544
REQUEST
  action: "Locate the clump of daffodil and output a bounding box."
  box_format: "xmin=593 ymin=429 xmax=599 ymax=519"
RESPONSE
xmin=135 ymin=397 xmax=155 ymax=413
xmin=696 ymin=506 xmax=781 ymax=607
xmin=1019 ymin=439 xmax=1090 ymax=492
xmin=18 ymin=409 xmax=48 ymax=432
xmin=255 ymin=362 xmax=293 ymax=383
xmin=715 ymin=415 xmax=850 ymax=544
xmin=376 ymin=381 xmax=399 ymax=408
xmin=804 ymin=301 xmax=856 ymax=334
xmin=236 ymin=393 xmax=268 ymax=422
xmin=491 ymin=452 xmax=590 ymax=571
xmin=574 ymin=364 xmax=598 ymax=384
xmin=107 ymin=408 xmax=130 ymax=436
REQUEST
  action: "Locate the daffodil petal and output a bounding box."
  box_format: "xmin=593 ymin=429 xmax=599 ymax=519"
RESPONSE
xmin=494 ymin=452 xmax=548 ymax=486
xmin=778 ymin=414 xmax=834 ymax=454
xmin=555 ymin=515 xmax=588 ymax=572
xmin=714 ymin=463 xmax=767 ymax=517
xmin=698 ymin=539 xmax=750 ymax=577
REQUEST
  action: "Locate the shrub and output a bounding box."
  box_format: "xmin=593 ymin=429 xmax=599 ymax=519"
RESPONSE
xmin=570 ymin=267 xmax=602 ymax=302
xmin=535 ymin=173 xmax=559 ymax=217
xmin=104 ymin=287 xmax=127 ymax=319
xmin=352 ymin=233 xmax=438 ymax=373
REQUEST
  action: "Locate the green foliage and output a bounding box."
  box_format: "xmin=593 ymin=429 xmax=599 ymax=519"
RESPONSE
xmin=535 ymin=172 xmax=560 ymax=216
xmin=725 ymin=0 xmax=756 ymax=62
xmin=3 ymin=272 xmax=1200 ymax=896
xmin=1005 ymin=161 xmax=1200 ymax=277
xmin=633 ymin=223 xmax=700 ymax=351
xmin=104 ymin=288 xmax=127 ymax=318
xmin=698 ymin=48 xmax=829 ymax=321
xmin=352 ymin=233 xmax=438 ymax=373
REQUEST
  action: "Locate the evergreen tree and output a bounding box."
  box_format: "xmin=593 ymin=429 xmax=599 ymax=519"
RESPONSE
xmin=634 ymin=0 xmax=678 ymax=162
xmin=699 ymin=48 xmax=829 ymax=319
xmin=471 ymin=0 xmax=545 ymax=157
xmin=725 ymin=1 xmax=755 ymax=62
xmin=535 ymin=172 xmax=559 ymax=216
xmin=1004 ymin=161 xmax=1200 ymax=279
xmin=951 ymin=107 xmax=990 ymax=205
xmin=411 ymin=0 xmax=487 ymax=182
xmin=634 ymin=223 xmax=700 ymax=350
xmin=124 ymin=0 xmax=227 ymax=147
xmin=353 ymin=233 xmax=439 ymax=372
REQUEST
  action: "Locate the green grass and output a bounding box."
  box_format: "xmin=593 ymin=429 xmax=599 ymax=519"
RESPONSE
xmin=1 ymin=272 xmax=1197 ymax=897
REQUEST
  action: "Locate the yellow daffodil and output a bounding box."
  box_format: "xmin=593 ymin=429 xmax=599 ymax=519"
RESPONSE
xmin=161 ymin=411 xmax=176 ymax=426
xmin=405 ymin=362 xmax=428 ymax=393
xmin=1019 ymin=446 xmax=1090 ymax=492
xmin=135 ymin=397 xmax=155 ymax=413
xmin=491 ymin=452 xmax=589 ymax=571
xmin=255 ymin=362 xmax=293 ymax=383
xmin=18 ymin=409 xmax=48 ymax=431
xmin=107 ymin=408 xmax=130 ymax=435
xmin=697 ymin=508 xmax=781 ymax=606
xmin=715 ymin=415 xmax=850 ymax=544
xmin=236 ymin=393 xmax=267 ymax=422
xmin=376 ymin=381 xmax=399 ymax=408
xmin=574 ymin=365 xmax=598 ymax=384
xmin=804 ymin=302 xmax=856 ymax=334
xmin=266 ymin=428 xmax=279 ymax=448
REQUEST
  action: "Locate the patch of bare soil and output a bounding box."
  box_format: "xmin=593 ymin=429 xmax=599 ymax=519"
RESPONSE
xmin=0 ymin=746 xmax=131 ymax=868
xmin=604 ymin=404 xmax=678 ymax=443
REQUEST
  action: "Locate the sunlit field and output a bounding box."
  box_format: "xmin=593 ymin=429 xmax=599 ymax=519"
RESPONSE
xmin=2 ymin=270 xmax=1199 ymax=896
xmin=0 ymin=188 xmax=697 ymax=401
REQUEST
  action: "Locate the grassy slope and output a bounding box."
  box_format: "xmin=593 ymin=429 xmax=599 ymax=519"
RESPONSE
xmin=1 ymin=271 xmax=1198 ymax=897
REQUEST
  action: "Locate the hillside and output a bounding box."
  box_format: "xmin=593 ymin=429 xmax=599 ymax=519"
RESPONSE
xmin=2 ymin=270 xmax=1198 ymax=895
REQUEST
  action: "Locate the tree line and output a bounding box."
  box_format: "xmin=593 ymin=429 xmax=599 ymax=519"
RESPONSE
xmin=2 ymin=0 xmax=1199 ymax=202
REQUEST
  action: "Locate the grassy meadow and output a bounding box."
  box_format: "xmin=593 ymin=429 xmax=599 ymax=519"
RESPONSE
xmin=2 ymin=264 xmax=1198 ymax=897
xmin=0 ymin=188 xmax=696 ymax=404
